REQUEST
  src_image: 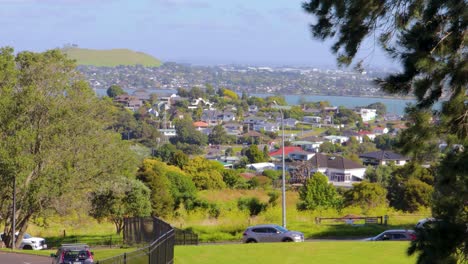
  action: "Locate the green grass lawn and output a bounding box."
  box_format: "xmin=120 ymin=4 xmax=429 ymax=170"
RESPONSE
xmin=63 ymin=47 xmax=162 ymax=67
xmin=175 ymin=241 xmax=416 ymax=264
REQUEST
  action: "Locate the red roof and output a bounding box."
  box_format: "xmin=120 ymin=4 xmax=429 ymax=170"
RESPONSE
xmin=358 ymin=130 xmax=374 ymax=135
xmin=193 ymin=121 xmax=209 ymax=127
xmin=269 ymin=146 xmax=303 ymax=157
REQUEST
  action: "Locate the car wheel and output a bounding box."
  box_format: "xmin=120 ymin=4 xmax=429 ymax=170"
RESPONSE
xmin=246 ymin=239 xmax=257 ymax=243
xmin=23 ymin=245 xmax=33 ymax=250
xmin=282 ymin=238 xmax=293 ymax=242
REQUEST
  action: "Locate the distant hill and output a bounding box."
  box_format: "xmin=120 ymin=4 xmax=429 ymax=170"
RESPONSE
xmin=62 ymin=48 xmax=162 ymax=67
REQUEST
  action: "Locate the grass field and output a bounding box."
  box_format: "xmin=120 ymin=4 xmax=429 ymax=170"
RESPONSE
xmin=174 ymin=241 xmax=416 ymax=264
xmin=63 ymin=47 xmax=162 ymax=67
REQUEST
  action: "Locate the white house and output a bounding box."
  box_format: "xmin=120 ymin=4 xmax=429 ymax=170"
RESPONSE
xmin=359 ymin=150 xmax=409 ymax=166
xmin=324 ymin=135 xmax=349 ymax=145
xmin=358 ymin=108 xmax=377 ymax=122
xmin=246 ymin=162 xmax=276 ymax=172
xmin=308 ymin=153 xmax=366 ymax=187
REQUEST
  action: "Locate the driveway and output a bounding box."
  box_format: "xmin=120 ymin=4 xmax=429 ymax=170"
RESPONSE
xmin=0 ymin=251 xmax=50 ymax=264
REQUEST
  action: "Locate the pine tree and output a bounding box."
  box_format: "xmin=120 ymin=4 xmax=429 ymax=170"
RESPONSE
xmin=302 ymin=1 xmax=467 ymax=262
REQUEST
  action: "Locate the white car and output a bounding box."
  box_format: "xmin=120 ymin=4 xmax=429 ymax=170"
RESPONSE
xmin=0 ymin=232 xmax=47 ymax=250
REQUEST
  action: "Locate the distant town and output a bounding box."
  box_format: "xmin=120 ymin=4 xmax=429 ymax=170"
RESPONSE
xmin=78 ymin=63 xmax=396 ymax=97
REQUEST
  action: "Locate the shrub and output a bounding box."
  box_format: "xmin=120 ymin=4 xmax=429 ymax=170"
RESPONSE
xmin=237 ymin=197 xmax=267 ymax=216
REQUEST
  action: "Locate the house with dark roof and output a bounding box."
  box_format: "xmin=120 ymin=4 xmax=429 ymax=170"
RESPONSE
xmin=359 ymin=150 xmax=409 ymax=166
xmin=307 ymin=153 xmax=366 ymax=187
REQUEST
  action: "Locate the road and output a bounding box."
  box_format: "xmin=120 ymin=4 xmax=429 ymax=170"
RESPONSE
xmin=0 ymin=251 xmax=50 ymax=264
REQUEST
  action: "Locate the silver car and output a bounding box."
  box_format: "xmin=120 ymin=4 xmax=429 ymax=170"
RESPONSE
xmin=242 ymin=224 xmax=304 ymax=243
xmin=364 ymin=229 xmax=416 ymax=241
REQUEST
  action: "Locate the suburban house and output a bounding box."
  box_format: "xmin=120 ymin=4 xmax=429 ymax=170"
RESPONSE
xmin=193 ymin=121 xmax=209 ymax=130
xmin=324 ymin=135 xmax=349 ymax=145
xmin=114 ymin=95 xmax=143 ymax=110
xmin=359 ymin=150 xmax=409 ymax=166
xmin=223 ymin=122 xmax=243 ymax=136
xmin=308 ymin=153 xmax=366 ymax=187
xmin=372 ymin=126 xmax=389 ymax=135
xmin=358 ymin=130 xmax=377 ymax=141
xmin=201 ymin=109 xmax=221 ymax=126
xmin=246 ymin=162 xmax=276 ymax=172
xmin=253 ymin=122 xmax=280 ymax=133
xmin=269 ymin=146 xmax=304 ymax=159
xmin=158 ymin=128 xmax=176 ymax=137
xmin=287 ymin=150 xmax=315 ymax=161
xmin=291 ymin=140 xmax=322 ymax=152
xmin=188 ymin=98 xmax=214 ymax=110
xmin=277 ymin=118 xmax=298 ymax=128
xmin=358 ymin=108 xmax=377 ymax=122
xmin=248 ymin=105 xmax=259 ymax=113
xmin=303 ymin=116 xmax=322 ymax=124
xmin=221 ymin=111 xmax=236 ymax=122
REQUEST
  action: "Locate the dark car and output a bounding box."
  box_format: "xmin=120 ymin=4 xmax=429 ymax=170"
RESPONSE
xmin=51 ymin=244 xmax=94 ymax=264
xmin=364 ymin=229 xmax=416 ymax=241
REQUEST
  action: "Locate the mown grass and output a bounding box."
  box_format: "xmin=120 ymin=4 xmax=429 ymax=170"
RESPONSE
xmin=174 ymin=241 xmax=416 ymax=264
xmin=63 ymin=47 xmax=162 ymax=67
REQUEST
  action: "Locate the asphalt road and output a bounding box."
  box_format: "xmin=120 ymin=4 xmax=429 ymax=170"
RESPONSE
xmin=0 ymin=251 xmax=50 ymax=264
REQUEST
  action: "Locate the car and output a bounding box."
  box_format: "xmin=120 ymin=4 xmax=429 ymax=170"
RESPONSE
xmin=0 ymin=232 xmax=47 ymax=250
xmin=415 ymin=218 xmax=440 ymax=229
xmin=242 ymin=224 xmax=304 ymax=243
xmin=50 ymin=244 xmax=94 ymax=264
xmin=364 ymin=229 xmax=416 ymax=241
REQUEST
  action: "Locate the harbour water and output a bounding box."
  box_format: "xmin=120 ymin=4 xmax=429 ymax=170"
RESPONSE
xmin=95 ymin=88 xmax=431 ymax=116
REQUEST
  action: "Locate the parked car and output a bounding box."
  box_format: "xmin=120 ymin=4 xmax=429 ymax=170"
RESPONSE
xmin=364 ymin=229 xmax=416 ymax=241
xmin=242 ymin=224 xmax=304 ymax=243
xmin=0 ymin=232 xmax=47 ymax=250
xmin=415 ymin=218 xmax=439 ymax=229
xmin=50 ymin=244 xmax=94 ymax=264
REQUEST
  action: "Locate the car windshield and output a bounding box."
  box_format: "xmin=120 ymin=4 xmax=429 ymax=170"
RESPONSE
xmin=23 ymin=233 xmax=32 ymax=239
xmin=275 ymin=225 xmax=288 ymax=233
xmin=63 ymin=250 xmax=89 ymax=260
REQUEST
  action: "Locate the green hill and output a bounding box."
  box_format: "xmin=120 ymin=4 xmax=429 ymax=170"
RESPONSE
xmin=63 ymin=48 xmax=162 ymax=67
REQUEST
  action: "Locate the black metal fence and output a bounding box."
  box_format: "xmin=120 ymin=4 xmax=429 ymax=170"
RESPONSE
xmin=46 ymin=235 xmax=124 ymax=248
xmin=95 ymin=217 xmax=198 ymax=264
xmin=96 ymin=229 xmax=175 ymax=264
xmin=174 ymin=228 xmax=198 ymax=245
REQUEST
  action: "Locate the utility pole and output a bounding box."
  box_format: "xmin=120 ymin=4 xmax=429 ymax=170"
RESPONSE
xmin=12 ymin=176 xmax=16 ymax=249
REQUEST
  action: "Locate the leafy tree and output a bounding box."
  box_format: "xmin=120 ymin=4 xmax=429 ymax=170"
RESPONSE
xmin=183 ymin=157 xmax=226 ymax=190
xmin=374 ymin=134 xmax=396 ymax=150
xmin=297 ymin=172 xmax=342 ymax=211
xmin=171 ymin=117 xmax=208 ymax=146
xmin=154 ymin=143 xmax=177 ymax=162
xmin=166 ymin=171 xmax=197 ymax=210
xmin=344 ymin=182 xmax=387 ymax=211
xmin=302 ymin=0 xmax=467 ymax=261
xmin=107 ymin=84 xmax=125 ymax=98
xmin=387 ymin=163 xmax=434 ymax=212
xmin=365 ymin=165 xmax=395 ymax=187
xmin=223 ymin=88 xmax=239 ymax=100
xmin=205 ymin=84 xmax=215 ymax=96
xmin=335 ymin=107 xmax=362 ymax=125
xmin=0 ymin=48 xmax=137 ymax=248
xmin=208 ymin=124 xmax=228 ymax=145
xmin=170 ymin=150 xmax=189 ymax=169
xmin=319 ymin=141 xmax=343 ymax=153
xmin=244 ymin=145 xmax=267 ymax=163
xmin=366 ymin=102 xmax=386 ymax=116
xmin=237 ymin=197 xmax=266 ymax=216
xmin=89 ymin=178 xmax=151 ymax=235
xmin=221 ymin=169 xmax=242 ymax=188
xmin=136 ymin=160 xmax=175 ymax=217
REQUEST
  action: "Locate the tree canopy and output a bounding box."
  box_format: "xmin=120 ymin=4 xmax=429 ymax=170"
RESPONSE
xmin=303 ymin=0 xmax=467 ymax=261
xmin=0 ymin=48 xmax=138 ymax=248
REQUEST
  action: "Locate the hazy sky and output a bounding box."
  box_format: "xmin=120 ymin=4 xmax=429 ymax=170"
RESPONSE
xmin=0 ymin=0 xmax=393 ymax=68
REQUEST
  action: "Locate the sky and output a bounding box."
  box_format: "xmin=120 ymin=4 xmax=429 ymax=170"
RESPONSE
xmin=0 ymin=0 xmax=394 ymax=68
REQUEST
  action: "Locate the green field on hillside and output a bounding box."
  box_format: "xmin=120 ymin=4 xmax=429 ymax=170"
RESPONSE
xmin=175 ymin=241 xmax=416 ymax=264
xmin=62 ymin=47 xmax=162 ymax=67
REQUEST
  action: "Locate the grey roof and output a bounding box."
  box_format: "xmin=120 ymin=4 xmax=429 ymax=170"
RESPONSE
xmin=310 ymin=153 xmax=365 ymax=170
xmin=359 ymin=150 xmax=408 ymax=161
